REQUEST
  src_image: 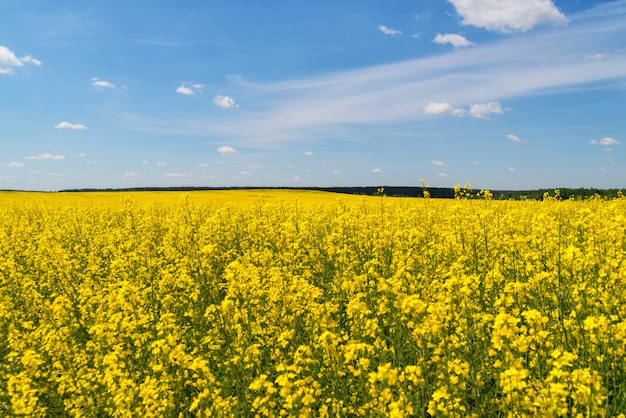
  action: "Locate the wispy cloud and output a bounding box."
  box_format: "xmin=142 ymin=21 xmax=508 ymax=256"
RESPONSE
xmin=432 ymin=160 xmax=446 ymax=166
xmin=163 ymin=173 xmax=190 ymax=178
xmin=372 ymin=168 xmax=383 ymax=173
xmin=447 ymin=0 xmax=568 ymax=33
xmin=0 ymin=45 xmax=41 ymax=74
xmin=91 ymin=77 xmax=115 ymax=89
xmin=506 ymin=134 xmax=525 ymax=143
xmin=590 ymin=137 xmax=620 ymax=146
xmin=378 ymin=25 xmax=402 ymax=36
xmin=54 ymin=121 xmax=87 ymax=129
xmin=433 ymin=33 xmax=474 ymax=47
xmin=25 ymin=153 xmax=65 ymax=161
xmin=3 ymin=161 xmax=25 ymax=168
xmin=133 ymin=2 xmax=626 ymax=146
xmin=122 ymin=171 xmax=140 ymax=179
xmin=177 ymin=83 xmax=203 ymax=95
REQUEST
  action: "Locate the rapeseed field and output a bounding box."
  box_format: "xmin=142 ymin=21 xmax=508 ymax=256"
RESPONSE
xmin=1 ymin=189 xmax=626 ymax=417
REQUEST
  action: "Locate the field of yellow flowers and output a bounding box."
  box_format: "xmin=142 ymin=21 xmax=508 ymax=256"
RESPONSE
xmin=1 ymin=189 xmax=626 ymax=417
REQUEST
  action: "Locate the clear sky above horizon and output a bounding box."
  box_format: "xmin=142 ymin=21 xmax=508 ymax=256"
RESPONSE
xmin=1 ymin=0 xmax=625 ymax=191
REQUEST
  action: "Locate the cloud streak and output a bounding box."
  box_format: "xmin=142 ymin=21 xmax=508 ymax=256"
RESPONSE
xmin=91 ymin=78 xmax=115 ymax=89
xmin=25 ymin=153 xmax=65 ymax=161
xmin=55 ymin=121 xmax=87 ymax=129
xmin=132 ymin=2 xmax=626 ymax=146
xmin=378 ymin=25 xmax=402 ymax=36
xmin=591 ymin=137 xmax=620 ymax=146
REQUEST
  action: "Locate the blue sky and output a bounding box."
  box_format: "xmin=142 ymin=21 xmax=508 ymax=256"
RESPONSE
xmin=1 ymin=0 xmax=625 ymax=191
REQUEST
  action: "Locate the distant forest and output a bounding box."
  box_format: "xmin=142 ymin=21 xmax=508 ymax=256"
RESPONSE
xmin=58 ymin=186 xmax=625 ymax=200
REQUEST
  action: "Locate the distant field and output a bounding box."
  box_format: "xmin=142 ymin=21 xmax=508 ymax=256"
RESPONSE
xmin=1 ymin=190 xmax=625 ymax=416
xmin=0 ymin=189 xmax=368 ymax=206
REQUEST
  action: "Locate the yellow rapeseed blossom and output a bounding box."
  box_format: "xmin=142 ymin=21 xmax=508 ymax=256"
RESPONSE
xmin=1 ymin=189 xmax=626 ymax=416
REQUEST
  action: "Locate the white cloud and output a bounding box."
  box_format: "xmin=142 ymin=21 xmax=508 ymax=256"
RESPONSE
xmin=197 ymin=162 xmax=209 ymax=168
xmin=469 ymin=101 xmax=504 ymax=119
xmin=432 ymin=160 xmax=446 ymax=166
xmin=423 ymin=102 xmax=466 ymax=116
xmin=156 ymin=161 xmax=168 ymax=166
xmin=433 ymin=33 xmax=474 ymax=47
xmin=142 ymin=160 xmax=150 ymax=165
xmin=177 ymin=83 xmax=204 ymax=95
xmin=0 ymin=46 xmax=22 ymax=71
xmin=425 ymin=101 xmax=505 ymax=119
xmin=77 ymin=153 xmax=87 ymax=158
xmin=249 ymin=164 xmax=262 ymax=169
xmin=372 ymin=168 xmax=383 ymax=173
xmin=438 ymin=172 xmax=449 ymax=177
xmin=91 ymin=78 xmax=115 ymax=89
xmin=163 ymin=173 xmax=189 ymax=178
xmin=54 ymin=121 xmax=87 ymax=129
xmin=508 ymin=166 xmax=517 ymax=172
xmin=213 ymin=95 xmax=238 ymax=109
xmin=85 ymin=161 xmax=98 ymax=165
xmin=0 ymin=45 xmax=41 ymax=74
xmin=447 ymin=0 xmax=568 ymax=33
xmin=590 ymin=137 xmax=620 ymax=146
xmin=25 ymin=153 xmax=65 ymax=161
xmin=3 ymin=161 xmax=25 ymax=168
xmin=177 ymin=86 xmax=194 ymax=95
xmin=506 ymin=134 xmax=525 ymax=143
xmin=378 ymin=25 xmax=402 ymax=36
xmin=217 ymin=145 xmax=237 ymax=154
xmin=123 ymin=171 xmax=140 ymax=179
xmin=304 ymin=151 xmax=314 ymax=156
xmin=239 ymin=171 xmax=253 ymax=176
xmin=333 ymin=170 xmax=342 ymax=175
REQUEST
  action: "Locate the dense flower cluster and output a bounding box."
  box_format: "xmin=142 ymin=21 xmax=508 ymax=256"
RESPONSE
xmin=1 ymin=190 xmax=626 ymax=416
